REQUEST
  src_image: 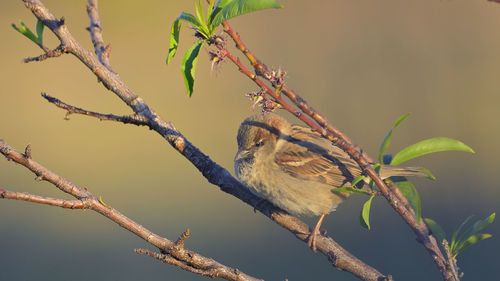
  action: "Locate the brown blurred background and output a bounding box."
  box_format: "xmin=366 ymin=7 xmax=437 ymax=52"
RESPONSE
xmin=1 ymin=0 xmax=499 ymax=280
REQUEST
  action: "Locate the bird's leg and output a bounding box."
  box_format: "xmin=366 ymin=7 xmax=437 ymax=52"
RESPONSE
xmin=307 ymin=213 xmax=326 ymax=251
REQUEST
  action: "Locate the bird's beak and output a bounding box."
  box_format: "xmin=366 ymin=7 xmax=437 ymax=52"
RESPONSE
xmin=235 ymin=148 xmax=252 ymax=162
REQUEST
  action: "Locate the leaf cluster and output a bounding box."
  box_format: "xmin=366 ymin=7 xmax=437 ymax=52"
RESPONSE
xmin=338 ymin=114 xmax=474 ymax=230
xmin=425 ymin=213 xmax=495 ymax=258
xmin=166 ymin=0 xmax=282 ymax=96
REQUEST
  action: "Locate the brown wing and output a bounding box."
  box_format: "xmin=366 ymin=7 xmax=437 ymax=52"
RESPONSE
xmin=275 ymin=126 xmax=363 ymax=188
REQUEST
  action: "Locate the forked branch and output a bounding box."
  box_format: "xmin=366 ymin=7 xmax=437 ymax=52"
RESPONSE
xmin=0 ymin=140 xmax=261 ymax=281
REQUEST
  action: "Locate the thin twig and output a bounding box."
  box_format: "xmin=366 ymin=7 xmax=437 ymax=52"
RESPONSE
xmin=0 ymin=188 xmax=86 ymax=209
xmin=24 ymin=44 xmax=64 ymax=63
xmin=41 ymin=93 xmax=148 ymax=126
xmin=86 ymin=0 xmax=113 ymax=72
xmin=175 ymin=229 xmax=191 ymax=248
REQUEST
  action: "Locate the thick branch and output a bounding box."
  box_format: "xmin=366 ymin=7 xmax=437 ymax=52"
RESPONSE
xmin=0 ymin=140 xmax=261 ymax=281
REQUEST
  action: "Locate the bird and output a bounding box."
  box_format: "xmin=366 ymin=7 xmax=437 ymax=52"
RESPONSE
xmin=234 ymin=112 xmax=427 ymax=251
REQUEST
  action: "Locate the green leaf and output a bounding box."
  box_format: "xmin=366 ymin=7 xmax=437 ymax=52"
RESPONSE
xmin=391 ymin=137 xmax=475 ymax=166
xmin=166 ymin=18 xmax=181 ymax=64
xmin=178 ymin=11 xmax=203 ymax=27
xmin=392 ymin=176 xmax=421 ymax=223
xmin=210 ymin=0 xmax=283 ymax=29
xmin=424 ymin=218 xmax=447 ymax=242
xmin=181 ymin=41 xmax=204 ymax=97
xmin=379 ymin=113 xmax=409 ymax=163
xmin=419 ymin=167 xmax=436 ymax=180
xmin=470 ymin=212 xmax=495 ymax=234
xmin=334 ymin=186 xmax=372 ymax=196
xmin=453 ymin=233 xmax=492 ymax=256
xmin=450 ymin=215 xmax=474 ymax=251
xmin=35 ymin=19 xmax=44 ymax=45
xmin=12 ymin=20 xmax=39 ymax=44
xmin=449 ymin=213 xmax=495 ymax=257
xmin=360 ymin=194 xmax=375 ymax=230
xmin=194 ymin=0 xmax=212 ymax=37
xmin=454 ymin=213 xmax=495 ymax=253
xmin=351 ymin=175 xmax=366 ymax=187
xmin=167 ymin=12 xmax=202 ymax=65
xmin=208 ymin=0 xmax=217 ymax=18
xmin=195 ymin=0 xmax=206 ymax=25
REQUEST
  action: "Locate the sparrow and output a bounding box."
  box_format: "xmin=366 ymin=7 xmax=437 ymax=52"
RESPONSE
xmin=234 ymin=113 xmax=426 ymax=251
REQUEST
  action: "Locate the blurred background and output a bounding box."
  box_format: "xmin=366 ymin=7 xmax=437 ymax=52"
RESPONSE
xmin=1 ymin=0 xmax=499 ymax=280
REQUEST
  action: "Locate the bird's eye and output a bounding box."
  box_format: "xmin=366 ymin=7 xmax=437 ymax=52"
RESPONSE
xmin=255 ymin=140 xmax=264 ymax=147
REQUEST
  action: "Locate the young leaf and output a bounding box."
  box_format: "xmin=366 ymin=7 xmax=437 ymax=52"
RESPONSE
xmin=360 ymin=194 xmax=375 ymax=230
xmin=194 ymin=0 xmax=212 ymax=37
xmin=167 ymin=19 xmax=181 ymax=64
xmin=391 ymin=137 xmax=474 ymax=166
xmin=419 ymin=167 xmax=436 ymax=180
xmin=167 ymin=12 xmax=202 ymax=64
xmin=12 ymin=20 xmax=39 ymax=44
xmin=454 ymin=213 xmax=495 ymax=253
xmin=209 ymin=0 xmax=283 ymax=29
xmin=392 ymin=176 xmax=421 ymax=223
xmin=195 ymin=0 xmax=206 ymax=26
xmin=452 ymin=233 xmax=492 ymax=256
xmin=450 ymin=215 xmax=474 ymax=252
xmin=379 ymin=113 xmax=409 ymax=163
xmin=469 ymin=212 xmax=495 ymax=234
xmin=36 ymin=20 xmax=44 ymax=45
xmin=449 ymin=213 xmax=495 ymax=257
xmin=207 ymin=0 xmax=217 ymax=18
xmin=181 ymin=41 xmax=204 ymax=97
xmin=334 ymin=186 xmax=372 ymax=196
xmin=351 ymin=175 xmax=366 ymax=187
xmin=424 ymin=218 xmax=447 ymax=242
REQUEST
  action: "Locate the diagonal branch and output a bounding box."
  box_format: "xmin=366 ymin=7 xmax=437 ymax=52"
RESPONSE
xmin=0 ymin=140 xmax=261 ymax=281
xmin=18 ymin=0 xmax=386 ymax=280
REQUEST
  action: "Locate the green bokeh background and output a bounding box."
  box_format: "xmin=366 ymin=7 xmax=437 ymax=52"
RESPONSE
xmin=1 ymin=0 xmax=499 ymax=280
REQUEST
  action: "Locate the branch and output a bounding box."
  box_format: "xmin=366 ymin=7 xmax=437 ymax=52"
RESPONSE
xmin=18 ymin=0 xmax=386 ymax=280
xmin=0 ymin=188 xmax=86 ymax=208
xmin=0 ymin=140 xmax=261 ymax=281
xmin=218 ymin=21 xmax=455 ymax=281
xmin=41 ymin=92 xmax=148 ymax=126
xmin=86 ymin=0 xmax=113 ymax=72
xmin=135 ymin=248 xmax=247 ymax=279
xmin=23 ymin=44 xmax=64 ymax=63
